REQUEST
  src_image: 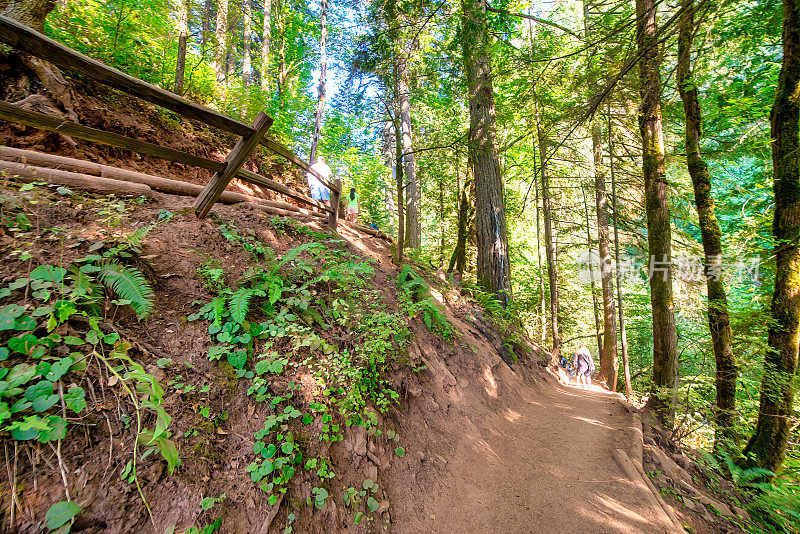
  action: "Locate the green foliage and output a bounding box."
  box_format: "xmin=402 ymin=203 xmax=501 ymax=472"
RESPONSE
xmin=396 ymin=265 xmax=452 ymax=340
xmin=45 ymin=501 xmax=82 ymax=530
xmin=97 ymin=261 xmax=154 ymax=319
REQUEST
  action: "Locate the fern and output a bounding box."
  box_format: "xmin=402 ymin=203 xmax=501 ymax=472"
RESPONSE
xmin=229 ymin=288 xmax=255 ymax=324
xmin=272 ymin=242 xmax=324 ymax=275
xmin=98 ymin=261 xmax=154 ymax=319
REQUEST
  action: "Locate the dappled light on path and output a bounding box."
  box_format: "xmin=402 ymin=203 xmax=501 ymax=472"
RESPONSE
xmin=392 ymin=367 xmax=676 ymax=534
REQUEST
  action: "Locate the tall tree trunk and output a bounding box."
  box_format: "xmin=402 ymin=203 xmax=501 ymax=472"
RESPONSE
xmin=215 ymin=0 xmax=228 ymax=84
xmin=308 ymin=0 xmax=327 ymax=164
xmin=439 ymin=169 xmax=445 ymax=267
xmin=448 ymin=173 xmax=473 ymax=277
xmin=538 ymin=116 xmax=560 ymax=354
xmin=242 ymin=0 xmax=252 ymax=85
xmin=593 ymin=123 xmax=618 ymax=390
xmin=677 ymin=0 xmax=737 ymax=448
xmin=261 ymin=0 xmax=271 ymax=90
xmin=638 ymin=0 xmax=679 ymax=422
xmin=202 ymin=0 xmax=212 ymax=55
xmin=395 ymin=110 xmax=405 ymax=265
xmin=175 ymin=0 xmax=189 ymax=94
xmin=584 ymin=0 xmax=618 ymax=390
xmin=276 ymin=0 xmax=287 ymax=94
xmin=0 ymin=0 xmax=54 ymax=32
xmin=608 ymin=101 xmax=633 ymax=397
xmin=399 ymin=61 xmax=420 ymax=250
xmin=534 ymin=149 xmax=546 ymax=345
xmin=462 ymin=0 xmax=512 ymax=306
xmin=582 ymin=183 xmax=604 ymax=356
xmin=742 ymin=0 xmax=800 ymax=474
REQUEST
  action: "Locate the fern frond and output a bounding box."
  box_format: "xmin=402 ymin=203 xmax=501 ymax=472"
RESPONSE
xmin=98 ymin=261 xmax=154 ymax=319
xmin=229 ymin=288 xmax=255 ymax=324
xmin=738 ymin=467 xmax=775 ymax=485
xmin=104 ymin=223 xmax=156 ymax=258
xmin=273 ymin=242 xmax=324 ymax=274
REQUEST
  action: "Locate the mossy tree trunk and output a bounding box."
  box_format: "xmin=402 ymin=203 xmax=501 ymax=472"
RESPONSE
xmin=0 ymin=0 xmax=54 ymax=32
xmin=677 ymin=0 xmax=738 ymax=449
xmin=743 ymin=0 xmax=800 ymax=474
xmin=461 ymin=0 xmax=512 ymax=306
xmin=637 ymin=0 xmax=679 ymax=422
xmin=308 ymin=0 xmax=327 ymax=164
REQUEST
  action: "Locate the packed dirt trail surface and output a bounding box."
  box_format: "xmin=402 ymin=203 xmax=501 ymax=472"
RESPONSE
xmin=397 ymin=378 xmax=674 ymax=534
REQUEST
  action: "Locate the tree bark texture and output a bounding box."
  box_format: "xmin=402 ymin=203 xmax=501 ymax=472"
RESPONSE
xmin=0 ymin=0 xmax=54 ymax=32
xmin=743 ymin=0 xmax=800 ymax=474
xmin=243 ymin=0 xmax=252 ymax=85
xmin=175 ymin=0 xmax=189 ymax=94
xmin=308 ymin=0 xmax=327 ymax=164
xmin=584 ymin=0 xmax=618 ymax=389
xmin=215 ymin=0 xmax=228 ymax=84
xmin=637 ymin=0 xmax=679 ymax=421
xmin=448 ymin=173 xmax=473 ymax=277
xmin=593 ymin=121 xmax=618 ymax=390
xmin=462 ymin=0 xmax=512 ymax=306
xmin=399 ymin=62 xmax=420 ymax=250
xmin=202 ymin=0 xmax=212 ymax=54
xmin=608 ymin=102 xmax=633 ymax=396
xmin=538 ymin=116 xmax=560 ymax=353
xmin=677 ymin=0 xmax=737 ymax=448
xmin=582 ymin=182 xmax=604 ymax=358
xmin=395 ymin=110 xmax=405 ymax=265
xmin=261 ymin=0 xmax=271 ymax=90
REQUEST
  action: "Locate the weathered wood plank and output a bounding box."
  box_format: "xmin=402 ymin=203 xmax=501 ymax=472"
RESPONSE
xmin=194 ymin=112 xmax=273 ymax=217
xmin=261 ymin=138 xmax=339 ymax=194
xmin=329 ymin=177 xmax=341 ymax=229
xmin=0 ymin=100 xmax=226 ymax=172
xmin=0 ymin=15 xmax=254 ymax=136
xmin=236 ymin=168 xmax=332 ymax=213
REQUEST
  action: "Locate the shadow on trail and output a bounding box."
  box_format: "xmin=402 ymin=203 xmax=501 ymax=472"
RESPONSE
xmin=414 ymin=375 xmax=671 ymax=534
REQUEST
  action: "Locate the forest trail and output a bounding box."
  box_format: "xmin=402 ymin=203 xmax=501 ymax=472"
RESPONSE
xmin=393 ymin=377 xmax=677 ymax=534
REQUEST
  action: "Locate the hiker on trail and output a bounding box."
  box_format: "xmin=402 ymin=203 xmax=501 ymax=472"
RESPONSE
xmin=558 ymin=354 xmax=573 ymax=376
xmin=572 ymin=343 xmax=594 ymax=388
xmin=346 ymin=187 xmax=359 ymax=222
xmin=307 ymin=156 xmax=332 ymax=206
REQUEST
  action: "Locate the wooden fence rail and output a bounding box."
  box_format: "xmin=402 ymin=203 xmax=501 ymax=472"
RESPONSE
xmin=0 ymin=15 xmax=340 ymax=226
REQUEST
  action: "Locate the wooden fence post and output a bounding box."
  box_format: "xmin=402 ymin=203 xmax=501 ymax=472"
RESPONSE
xmin=329 ymin=178 xmax=341 ymax=229
xmin=194 ymin=112 xmax=273 ymax=218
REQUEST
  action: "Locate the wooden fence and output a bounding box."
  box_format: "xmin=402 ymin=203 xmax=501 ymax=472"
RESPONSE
xmin=0 ymin=15 xmax=341 ymax=227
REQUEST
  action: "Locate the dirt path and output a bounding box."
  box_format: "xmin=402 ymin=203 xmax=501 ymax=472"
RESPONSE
xmin=394 ymin=376 xmax=676 ymax=534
